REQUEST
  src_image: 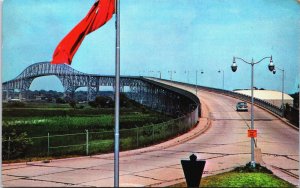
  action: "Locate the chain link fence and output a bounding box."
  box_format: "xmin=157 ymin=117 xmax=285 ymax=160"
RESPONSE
xmin=2 ymin=107 xmax=198 ymax=161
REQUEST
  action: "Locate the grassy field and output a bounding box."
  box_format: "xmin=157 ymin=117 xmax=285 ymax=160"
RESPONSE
xmin=2 ymin=101 xmax=177 ymax=160
xmin=3 ymin=103 xmax=170 ymax=137
xmin=3 ymin=113 xmax=168 ymax=136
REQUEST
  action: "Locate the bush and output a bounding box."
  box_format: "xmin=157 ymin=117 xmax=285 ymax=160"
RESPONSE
xmin=88 ymin=96 xmax=113 ymax=108
xmin=7 ymin=101 xmax=26 ymax=108
xmin=88 ymin=101 xmax=97 ymax=108
xmin=2 ymin=131 xmax=33 ymax=160
xmin=69 ymin=100 xmax=76 ymax=109
xmin=234 ymin=162 xmax=273 ymax=174
xmin=95 ymin=96 xmax=113 ymax=108
xmin=56 ymin=98 xmax=66 ymax=104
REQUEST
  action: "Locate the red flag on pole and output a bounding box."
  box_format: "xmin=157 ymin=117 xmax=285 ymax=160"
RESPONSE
xmin=51 ymin=0 xmax=115 ymax=65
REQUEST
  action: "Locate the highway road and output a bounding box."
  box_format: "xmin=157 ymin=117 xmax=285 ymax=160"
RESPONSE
xmin=2 ymin=79 xmax=299 ymax=187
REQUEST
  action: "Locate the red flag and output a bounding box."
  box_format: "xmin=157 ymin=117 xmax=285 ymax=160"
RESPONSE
xmin=51 ymin=0 xmax=115 ymax=65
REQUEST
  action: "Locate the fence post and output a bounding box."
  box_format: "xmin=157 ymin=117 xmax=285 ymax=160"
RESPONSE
xmin=152 ymin=125 xmax=154 ymax=143
xmin=8 ymin=136 xmax=11 ymax=160
xmin=47 ymin=132 xmax=50 ymax=156
xmin=190 ymin=113 xmax=192 ymax=128
xmin=86 ymin=130 xmax=89 ymax=156
xmin=191 ymin=111 xmax=194 ymax=128
xmin=163 ymin=124 xmax=165 ymax=138
xmin=136 ymin=127 xmax=139 ymax=147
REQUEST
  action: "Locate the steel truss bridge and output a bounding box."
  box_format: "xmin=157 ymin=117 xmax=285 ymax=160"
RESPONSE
xmin=2 ymin=62 xmax=200 ymax=117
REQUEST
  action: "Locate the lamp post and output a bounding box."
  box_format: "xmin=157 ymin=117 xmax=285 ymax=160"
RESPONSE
xmin=157 ymin=71 xmax=162 ymax=79
xmin=168 ymin=70 xmax=176 ymax=81
xmin=272 ymin=67 xmax=285 ymax=117
xmin=218 ymin=69 xmax=225 ymax=90
xmin=231 ymin=55 xmax=274 ymax=168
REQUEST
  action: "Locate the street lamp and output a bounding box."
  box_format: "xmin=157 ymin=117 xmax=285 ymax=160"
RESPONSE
xmin=231 ymin=55 xmax=274 ymax=168
xmin=157 ymin=71 xmax=162 ymax=79
xmin=168 ymin=70 xmax=176 ymax=81
xmin=272 ymin=67 xmax=285 ymax=117
xmin=218 ymin=69 xmax=225 ymax=90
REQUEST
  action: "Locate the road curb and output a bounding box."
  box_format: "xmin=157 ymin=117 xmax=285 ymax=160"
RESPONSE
xmin=95 ymin=116 xmax=212 ymax=160
xmin=264 ymin=164 xmax=299 ymax=186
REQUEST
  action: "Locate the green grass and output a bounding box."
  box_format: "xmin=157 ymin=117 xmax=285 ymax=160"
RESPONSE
xmin=3 ymin=113 xmax=169 ymax=136
xmin=173 ymin=163 xmax=295 ymax=187
xmin=173 ymin=172 xmax=295 ymax=187
xmin=2 ymin=116 xmax=188 ymax=161
xmin=2 ymin=101 xmax=176 ymax=160
xmin=3 ymin=106 xmax=170 ymax=136
xmin=203 ymin=172 xmax=294 ymax=187
xmin=2 ymin=107 xmax=151 ymax=117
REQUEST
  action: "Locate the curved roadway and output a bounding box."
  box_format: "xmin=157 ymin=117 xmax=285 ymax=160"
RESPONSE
xmin=2 ymin=79 xmax=299 ymax=187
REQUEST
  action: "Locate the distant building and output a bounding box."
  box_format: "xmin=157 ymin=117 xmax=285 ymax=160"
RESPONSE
xmin=234 ymin=89 xmax=293 ymax=108
xmin=8 ymin=98 xmax=21 ymax=102
xmin=35 ymin=94 xmax=46 ymax=101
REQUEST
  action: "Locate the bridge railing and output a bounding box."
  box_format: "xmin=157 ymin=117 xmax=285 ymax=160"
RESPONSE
xmin=139 ymin=77 xmax=201 ymax=116
xmin=153 ymin=78 xmax=283 ymax=117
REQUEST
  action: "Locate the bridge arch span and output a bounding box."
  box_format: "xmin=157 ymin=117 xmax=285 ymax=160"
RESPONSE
xmin=29 ymin=75 xmax=64 ymax=91
xmin=3 ymin=62 xmax=147 ymax=101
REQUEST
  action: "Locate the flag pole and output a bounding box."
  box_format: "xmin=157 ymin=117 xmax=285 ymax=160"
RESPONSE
xmin=114 ymin=0 xmax=120 ymax=187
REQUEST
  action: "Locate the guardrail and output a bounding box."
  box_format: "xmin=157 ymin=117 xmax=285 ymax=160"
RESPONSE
xmin=140 ymin=77 xmax=201 ymax=117
xmin=153 ymin=78 xmax=283 ymax=117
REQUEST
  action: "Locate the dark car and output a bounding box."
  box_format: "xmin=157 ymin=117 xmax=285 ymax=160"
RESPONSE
xmin=236 ymin=102 xmax=248 ymax=111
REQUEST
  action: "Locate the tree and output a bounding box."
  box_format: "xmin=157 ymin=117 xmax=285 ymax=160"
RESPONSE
xmin=88 ymin=101 xmax=97 ymax=108
xmin=56 ymin=97 xmax=66 ymax=104
xmin=2 ymin=131 xmax=32 ymax=160
xmin=88 ymin=96 xmax=113 ymax=108
xmin=120 ymin=93 xmax=128 ymax=107
xmin=69 ymin=100 xmax=77 ymax=109
xmin=94 ymin=96 xmax=112 ymax=108
xmin=290 ymin=92 xmax=299 ymax=108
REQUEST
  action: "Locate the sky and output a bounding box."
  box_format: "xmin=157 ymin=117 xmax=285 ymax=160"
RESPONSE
xmin=2 ymin=0 xmax=300 ymax=93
